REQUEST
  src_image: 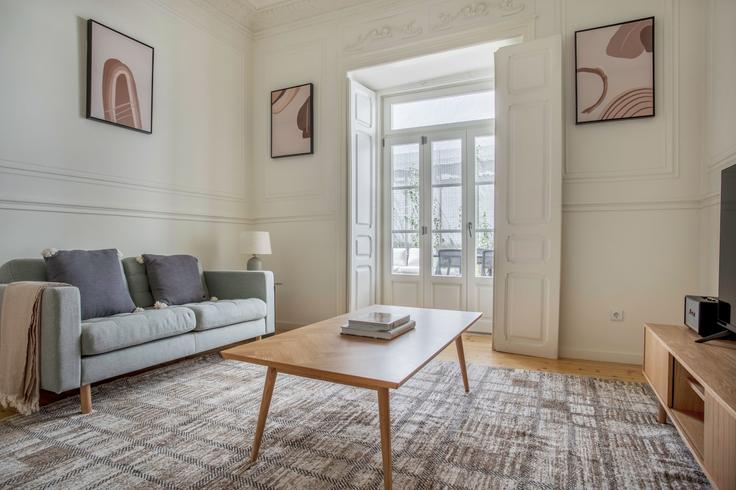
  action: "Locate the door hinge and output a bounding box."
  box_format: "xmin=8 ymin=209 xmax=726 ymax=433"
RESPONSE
xmin=421 ymin=136 xmax=428 ymax=145
xmin=382 ymin=137 xmax=385 ymax=148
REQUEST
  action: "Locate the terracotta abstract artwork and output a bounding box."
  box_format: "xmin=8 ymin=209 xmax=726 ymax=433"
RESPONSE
xmin=86 ymin=20 xmax=153 ymax=133
xmin=271 ymin=83 xmax=313 ymax=158
xmin=575 ymin=17 xmax=654 ymax=124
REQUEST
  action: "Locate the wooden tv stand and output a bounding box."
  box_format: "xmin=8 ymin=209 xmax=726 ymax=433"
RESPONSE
xmin=643 ymin=324 xmax=736 ymax=489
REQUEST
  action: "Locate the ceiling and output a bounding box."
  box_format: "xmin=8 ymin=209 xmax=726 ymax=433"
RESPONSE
xmin=200 ymin=0 xmax=372 ymax=32
xmin=349 ymin=38 xmax=520 ymax=91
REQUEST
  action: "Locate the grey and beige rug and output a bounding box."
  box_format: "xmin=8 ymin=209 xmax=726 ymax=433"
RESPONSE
xmin=0 ymin=355 xmax=709 ymax=489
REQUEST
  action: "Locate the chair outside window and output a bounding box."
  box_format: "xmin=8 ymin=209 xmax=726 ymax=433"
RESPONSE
xmin=435 ymin=249 xmax=462 ymax=276
xmin=481 ymin=249 xmax=493 ymax=277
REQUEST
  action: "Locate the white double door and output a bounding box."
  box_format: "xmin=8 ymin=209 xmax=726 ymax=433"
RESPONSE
xmin=383 ymin=125 xmax=494 ymax=333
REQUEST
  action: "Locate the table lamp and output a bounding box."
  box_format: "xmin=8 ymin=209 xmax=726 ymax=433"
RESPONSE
xmin=240 ymin=231 xmax=271 ymax=270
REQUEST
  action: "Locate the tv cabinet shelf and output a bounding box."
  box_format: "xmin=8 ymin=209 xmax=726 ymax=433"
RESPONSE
xmin=669 ymin=408 xmax=704 ymax=459
xmin=643 ymin=324 xmax=736 ymax=489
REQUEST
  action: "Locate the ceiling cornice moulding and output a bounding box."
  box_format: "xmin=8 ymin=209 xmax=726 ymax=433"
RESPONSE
xmin=201 ymin=0 xmax=378 ymax=32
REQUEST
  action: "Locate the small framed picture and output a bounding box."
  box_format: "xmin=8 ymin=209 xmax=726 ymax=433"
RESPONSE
xmin=271 ymin=83 xmax=313 ymax=158
xmin=86 ymin=19 xmax=154 ymax=133
xmin=575 ymin=17 xmax=654 ymax=124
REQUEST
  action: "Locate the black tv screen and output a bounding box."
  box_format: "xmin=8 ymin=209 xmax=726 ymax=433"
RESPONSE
xmin=718 ymin=164 xmax=736 ymax=332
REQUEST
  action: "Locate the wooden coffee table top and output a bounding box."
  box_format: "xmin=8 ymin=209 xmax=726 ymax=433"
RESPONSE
xmin=221 ymin=305 xmax=482 ymax=389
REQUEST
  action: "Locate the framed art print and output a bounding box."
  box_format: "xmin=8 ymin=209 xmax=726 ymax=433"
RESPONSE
xmin=86 ymin=19 xmax=154 ymax=133
xmin=575 ymin=17 xmax=654 ymax=124
xmin=271 ymin=83 xmax=313 ymax=158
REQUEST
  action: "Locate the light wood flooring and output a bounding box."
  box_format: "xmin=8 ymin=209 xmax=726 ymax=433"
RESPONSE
xmin=0 ymin=333 xmax=643 ymax=421
xmin=438 ymin=333 xmax=643 ymax=382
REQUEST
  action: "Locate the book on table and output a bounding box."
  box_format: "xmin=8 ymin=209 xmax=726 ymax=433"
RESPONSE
xmin=346 ymin=311 xmax=410 ymax=331
xmin=341 ymin=320 xmax=415 ymax=340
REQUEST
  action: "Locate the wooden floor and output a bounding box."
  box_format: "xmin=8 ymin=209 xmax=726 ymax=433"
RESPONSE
xmin=0 ymin=333 xmax=642 ymax=421
xmin=438 ymin=333 xmax=643 ymax=382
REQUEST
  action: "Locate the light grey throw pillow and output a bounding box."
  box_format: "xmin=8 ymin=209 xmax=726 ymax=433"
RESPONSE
xmin=44 ymin=249 xmax=136 ymax=320
xmin=143 ymin=254 xmax=207 ymax=306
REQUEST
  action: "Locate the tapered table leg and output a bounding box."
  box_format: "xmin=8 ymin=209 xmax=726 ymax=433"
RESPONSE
xmin=251 ymin=367 xmax=277 ymax=462
xmin=377 ymin=388 xmax=392 ymax=490
xmin=455 ymin=336 xmax=470 ymax=393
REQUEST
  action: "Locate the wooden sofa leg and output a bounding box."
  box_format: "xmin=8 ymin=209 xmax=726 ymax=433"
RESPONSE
xmin=80 ymin=384 xmax=92 ymax=414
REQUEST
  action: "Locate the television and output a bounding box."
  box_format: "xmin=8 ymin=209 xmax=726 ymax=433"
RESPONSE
xmin=714 ymin=163 xmax=736 ymax=341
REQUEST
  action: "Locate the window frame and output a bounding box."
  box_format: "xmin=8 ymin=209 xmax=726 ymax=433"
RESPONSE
xmin=382 ymin=81 xmax=495 ymax=136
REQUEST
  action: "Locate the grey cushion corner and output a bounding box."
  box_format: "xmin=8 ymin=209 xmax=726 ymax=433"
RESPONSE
xmin=184 ymin=298 xmax=267 ymax=331
xmin=44 ymin=249 xmax=136 ymax=320
xmin=143 ymin=254 xmax=208 ymax=306
xmin=81 ymin=306 xmax=196 ymax=356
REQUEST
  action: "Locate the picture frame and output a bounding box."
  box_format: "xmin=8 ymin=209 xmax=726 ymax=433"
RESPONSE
xmin=271 ymin=83 xmax=314 ymax=158
xmin=574 ymin=17 xmax=655 ymax=124
xmin=86 ymin=19 xmax=154 ymax=134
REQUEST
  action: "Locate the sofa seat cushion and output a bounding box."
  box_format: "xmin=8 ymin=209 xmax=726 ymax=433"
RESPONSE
xmin=184 ymin=298 xmax=267 ymax=331
xmin=81 ymin=306 xmax=196 ymax=356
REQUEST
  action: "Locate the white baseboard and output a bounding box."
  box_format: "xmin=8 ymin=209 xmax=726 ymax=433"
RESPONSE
xmin=559 ymin=346 xmax=642 ymax=366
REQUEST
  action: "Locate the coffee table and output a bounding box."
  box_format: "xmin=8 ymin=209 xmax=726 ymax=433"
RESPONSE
xmin=220 ymin=305 xmax=482 ymax=489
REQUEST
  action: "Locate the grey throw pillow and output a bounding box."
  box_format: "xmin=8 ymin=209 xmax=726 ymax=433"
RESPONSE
xmin=143 ymin=254 xmax=207 ymax=306
xmin=44 ymin=249 xmax=137 ymax=320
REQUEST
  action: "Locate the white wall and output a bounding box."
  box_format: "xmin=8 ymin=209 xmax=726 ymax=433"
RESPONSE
xmin=0 ymin=0 xmax=251 ymax=268
xmin=699 ymin=0 xmax=736 ymax=295
xmin=249 ymin=0 xmax=711 ymax=363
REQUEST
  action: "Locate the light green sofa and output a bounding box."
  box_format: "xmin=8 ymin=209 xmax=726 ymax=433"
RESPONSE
xmin=0 ymin=257 xmax=274 ymax=413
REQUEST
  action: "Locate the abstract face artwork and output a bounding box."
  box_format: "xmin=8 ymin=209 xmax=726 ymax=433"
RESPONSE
xmin=575 ymin=17 xmax=654 ymax=124
xmin=271 ymin=83 xmax=313 ymax=158
xmin=86 ymin=20 xmax=154 ymax=133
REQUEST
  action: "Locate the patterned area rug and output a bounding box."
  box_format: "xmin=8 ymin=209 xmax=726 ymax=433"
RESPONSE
xmin=0 ymin=355 xmax=709 ymax=489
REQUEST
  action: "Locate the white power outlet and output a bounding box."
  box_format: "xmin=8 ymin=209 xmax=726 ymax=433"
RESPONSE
xmin=609 ymin=309 xmax=624 ymax=322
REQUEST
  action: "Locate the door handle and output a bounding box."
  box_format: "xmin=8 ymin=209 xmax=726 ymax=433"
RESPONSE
xmin=421 ymin=225 xmax=428 ymax=236
xmin=467 ymin=221 xmax=473 ymax=238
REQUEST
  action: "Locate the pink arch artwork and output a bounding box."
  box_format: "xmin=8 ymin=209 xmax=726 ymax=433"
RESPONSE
xmin=101 ymin=58 xmax=142 ymax=129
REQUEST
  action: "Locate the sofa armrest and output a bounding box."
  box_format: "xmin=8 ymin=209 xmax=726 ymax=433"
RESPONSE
xmin=204 ymin=270 xmax=275 ymax=334
xmin=0 ymin=284 xmax=81 ymax=394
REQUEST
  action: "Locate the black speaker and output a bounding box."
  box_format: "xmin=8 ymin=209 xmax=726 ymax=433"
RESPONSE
xmin=684 ymin=295 xmax=722 ymax=337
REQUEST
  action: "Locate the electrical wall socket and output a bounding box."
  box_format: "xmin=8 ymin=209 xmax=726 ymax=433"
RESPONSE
xmin=609 ymin=309 xmax=624 ymax=322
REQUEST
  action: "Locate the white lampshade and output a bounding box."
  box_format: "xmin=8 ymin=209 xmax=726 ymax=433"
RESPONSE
xmin=240 ymin=231 xmax=272 ymax=255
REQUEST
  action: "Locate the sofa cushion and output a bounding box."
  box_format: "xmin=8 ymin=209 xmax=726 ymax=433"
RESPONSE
xmin=183 ymin=298 xmax=267 ymax=331
xmin=121 ymin=257 xmax=154 ymax=308
xmin=44 ymin=249 xmax=136 ymax=320
xmin=143 ymin=254 xmax=208 ymax=306
xmin=81 ymin=306 xmax=196 ymax=356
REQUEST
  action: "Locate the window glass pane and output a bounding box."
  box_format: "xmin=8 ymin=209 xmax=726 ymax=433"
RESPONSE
xmin=391 ymin=91 xmax=494 ymax=130
xmin=432 ymin=186 xmax=462 ymax=230
xmin=476 ymin=184 xmax=494 ymax=230
xmin=432 ymin=233 xmax=462 ymax=277
xmin=392 ymin=233 xmax=420 ymax=275
xmin=430 ymin=137 xmax=462 ymax=277
xmin=392 ymin=189 xmax=419 ymax=231
xmin=391 ymin=144 xmax=419 ymax=187
xmin=475 ymin=234 xmax=494 ymax=277
xmin=431 ymin=139 xmax=462 ymax=185
xmin=475 ymin=135 xmax=495 ymax=182
xmin=474 ymin=135 xmax=495 ymax=278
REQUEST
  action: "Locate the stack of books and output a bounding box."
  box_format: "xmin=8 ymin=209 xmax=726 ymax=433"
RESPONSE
xmin=341 ymin=311 xmax=415 ymax=340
